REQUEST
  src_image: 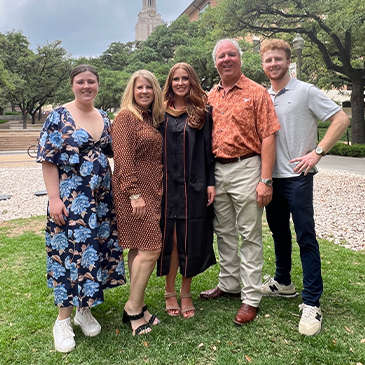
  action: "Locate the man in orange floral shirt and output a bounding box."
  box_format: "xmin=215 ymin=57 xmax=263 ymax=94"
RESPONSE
xmin=200 ymin=39 xmax=281 ymax=325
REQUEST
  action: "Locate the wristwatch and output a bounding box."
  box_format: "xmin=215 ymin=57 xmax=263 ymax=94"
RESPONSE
xmin=260 ymin=178 xmax=273 ymax=186
xmin=315 ymin=146 xmax=326 ymax=156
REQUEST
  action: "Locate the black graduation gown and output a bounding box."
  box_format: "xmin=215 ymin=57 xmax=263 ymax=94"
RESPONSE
xmin=157 ymin=107 xmax=216 ymax=278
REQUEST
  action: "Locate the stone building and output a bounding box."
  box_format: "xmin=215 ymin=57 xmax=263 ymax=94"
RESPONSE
xmin=179 ymin=0 xmax=219 ymax=21
xmin=179 ymin=0 xmax=260 ymax=52
xmin=135 ymin=0 xmax=165 ymax=41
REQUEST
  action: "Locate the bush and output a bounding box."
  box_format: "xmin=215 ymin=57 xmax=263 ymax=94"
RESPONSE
xmin=317 ymin=121 xmax=332 ymax=128
xmin=317 ymin=127 xmax=351 ymax=144
xmin=328 ymin=142 xmax=365 ymax=157
xmin=0 ymin=120 xmax=8 ymax=124
xmin=107 ymin=111 xmax=114 ymax=120
xmin=5 ymin=111 xmax=22 ymax=115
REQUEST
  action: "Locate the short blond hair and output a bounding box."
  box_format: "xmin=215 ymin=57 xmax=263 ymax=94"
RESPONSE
xmin=120 ymin=70 xmax=164 ymax=127
xmin=260 ymin=39 xmax=291 ymax=60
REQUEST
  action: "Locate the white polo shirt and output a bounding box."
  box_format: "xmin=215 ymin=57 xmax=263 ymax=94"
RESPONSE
xmin=268 ymin=78 xmax=341 ymax=178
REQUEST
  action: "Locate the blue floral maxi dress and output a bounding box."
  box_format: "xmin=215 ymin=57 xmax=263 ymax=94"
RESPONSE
xmin=37 ymin=107 xmax=126 ymax=308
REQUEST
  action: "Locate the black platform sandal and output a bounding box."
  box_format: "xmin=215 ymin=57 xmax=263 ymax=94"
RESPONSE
xmin=122 ymin=309 xmax=151 ymax=336
xmin=142 ymin=304 xmax=160 ymax=326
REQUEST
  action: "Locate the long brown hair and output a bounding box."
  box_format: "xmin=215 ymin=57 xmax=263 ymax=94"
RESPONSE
xmin=163 ymin=63 xmax=207 ymax=129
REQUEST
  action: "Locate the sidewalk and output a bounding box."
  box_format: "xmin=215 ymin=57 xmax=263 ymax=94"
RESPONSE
xmin=317 ymin=155 xmax=365 ymax=175
xmin=0 ymin=152 xmax=38 ymax=168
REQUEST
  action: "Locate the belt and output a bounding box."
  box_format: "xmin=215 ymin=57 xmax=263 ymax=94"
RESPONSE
xmin=215 ymin=153 xmax=257 ymax=164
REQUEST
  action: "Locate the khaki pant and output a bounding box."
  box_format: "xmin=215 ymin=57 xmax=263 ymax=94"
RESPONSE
xmin=213 ymin=155 xmax=263 ymax=307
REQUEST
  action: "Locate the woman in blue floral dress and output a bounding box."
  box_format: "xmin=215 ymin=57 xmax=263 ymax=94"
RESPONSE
xmin=37 ymin=65 xmax=126 ymax=353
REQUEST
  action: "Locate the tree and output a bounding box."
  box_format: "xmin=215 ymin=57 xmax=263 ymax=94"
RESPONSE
xmin=173 ymin=15 xmax=219 ymax=91
xmin=0 ymin=60 xmax=13 ymax=115
xmin=95 ymin=69 xmax=128 ymax=111
xmin=100 ymin=42 xmax=135 ymax=71
xmin=52 ymin=77 xmax=74 ymax=107
xmin=0 ymin=60 xmax=8 ymax=93
xmin=0 ymin=31 xmax=71 ymax=128
xmin=215 ymin=0 xmax=365 ymax=144
xmin=174 ymin=40 xmax=219 ymax=90
xmin=93 ymin=12 xmax=267 ymax=97
xmin=142 ymin=17 xmax=191 ymax=61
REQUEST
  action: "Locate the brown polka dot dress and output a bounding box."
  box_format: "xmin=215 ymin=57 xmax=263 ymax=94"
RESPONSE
xmin=112 ymin=108 xmax=163 ymax=251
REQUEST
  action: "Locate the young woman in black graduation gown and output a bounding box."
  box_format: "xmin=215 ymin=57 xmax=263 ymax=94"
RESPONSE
xmin=157 ymin=63 xmax=216 ymax=318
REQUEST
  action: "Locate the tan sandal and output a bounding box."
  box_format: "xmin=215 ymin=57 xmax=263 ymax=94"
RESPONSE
xmin=164 ymin=292 xmax=181 ymax=317
xmin=180 ymin=292 xmax=195 ymax=319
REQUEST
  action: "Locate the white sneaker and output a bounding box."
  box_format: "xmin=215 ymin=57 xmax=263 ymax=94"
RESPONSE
xmin=298 ymin=304 xmax=322 ymax=336
xmin=74 ymin=308 xmax=101 ymax=337
xmin=53 ymin=317 xmax=76 ymax=353
xmin=261 ymin=276 xmax=298 ymax=298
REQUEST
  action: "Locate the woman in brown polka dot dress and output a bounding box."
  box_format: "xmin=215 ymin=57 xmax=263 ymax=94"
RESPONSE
xmin=111 ymin=70 xmax=164 ymax=336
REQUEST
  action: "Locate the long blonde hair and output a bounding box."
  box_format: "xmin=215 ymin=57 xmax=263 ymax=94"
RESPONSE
xmin=120 ymin=70 xmax=164 ymax=127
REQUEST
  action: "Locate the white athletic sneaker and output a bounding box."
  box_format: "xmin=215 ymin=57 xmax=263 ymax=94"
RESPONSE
xmin=261 ymin=276 xmax=298 ymax=298
xmin=74 ymin=308 xmax=101 ymax=337
xmin=53 ymin=317 xmax=76 ymax=353
xmin=298 ymin=304 xmax=322 ymax=336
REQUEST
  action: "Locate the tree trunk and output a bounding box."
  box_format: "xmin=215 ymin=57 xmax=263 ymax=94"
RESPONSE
xmin=31 ymin=113 xmax=36 ymax=124
xmin=0 ymin=107 xmax=4 ymax=115
xmin=22 ymin=111 xmax=27 ymax=129
xmin=350 ymin=78 xmax=365 ymax=145
xmin=38 ymin=108 xmax=42 ymax=121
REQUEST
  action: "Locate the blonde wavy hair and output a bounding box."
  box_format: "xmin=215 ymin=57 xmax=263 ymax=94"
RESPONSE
xmin=120 ymin=70 xmax=164 ymax=128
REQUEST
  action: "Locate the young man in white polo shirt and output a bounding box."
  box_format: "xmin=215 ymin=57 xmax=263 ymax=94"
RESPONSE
xmin=260 ymin=39 xmax=350 ymax=336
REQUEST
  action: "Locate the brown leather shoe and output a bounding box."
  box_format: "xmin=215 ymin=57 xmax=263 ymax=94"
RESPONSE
xmin=234 ymin=303 xmax=258 ymax=325
xmin=200 ymin=286 xmax=241 ymax=300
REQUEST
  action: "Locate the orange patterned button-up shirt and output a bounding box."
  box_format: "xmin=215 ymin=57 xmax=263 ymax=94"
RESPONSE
xmin=208 ymin=74 xmax=280 ymax=159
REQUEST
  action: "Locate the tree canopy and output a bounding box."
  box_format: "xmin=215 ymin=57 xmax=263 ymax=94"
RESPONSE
xmin=0 ymin=31 xmax=71 ymax=127
xmin=214 ymin=0 xmax=365 ymax=144
xmin=1 ymin=2 xmax=363 ymax=141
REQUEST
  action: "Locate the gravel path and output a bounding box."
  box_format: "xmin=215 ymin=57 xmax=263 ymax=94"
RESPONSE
xmin=1 ymin=166 xmax=364 ymax=250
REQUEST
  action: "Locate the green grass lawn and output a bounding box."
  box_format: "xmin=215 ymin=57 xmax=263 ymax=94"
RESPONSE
xmin=0 ymin=216 xmax=364 ymax=365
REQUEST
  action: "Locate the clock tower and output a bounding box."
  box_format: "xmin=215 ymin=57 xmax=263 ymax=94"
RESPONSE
xmin=135 ymin=0 xmax=165 ymax=41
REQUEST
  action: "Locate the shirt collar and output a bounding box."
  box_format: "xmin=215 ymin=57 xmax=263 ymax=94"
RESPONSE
xmin=269 ymin=77 xmax=298 ymax=96
xmin=217 ymin=73 xmax=245 ymax=91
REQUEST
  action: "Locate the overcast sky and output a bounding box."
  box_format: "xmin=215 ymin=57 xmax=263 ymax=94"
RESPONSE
xmin=0 ymin=0 xmax=193 ymax=57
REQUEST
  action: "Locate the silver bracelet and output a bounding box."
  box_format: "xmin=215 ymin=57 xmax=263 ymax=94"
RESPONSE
xmin=129 ymin=194 xmax=140 ymax=200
